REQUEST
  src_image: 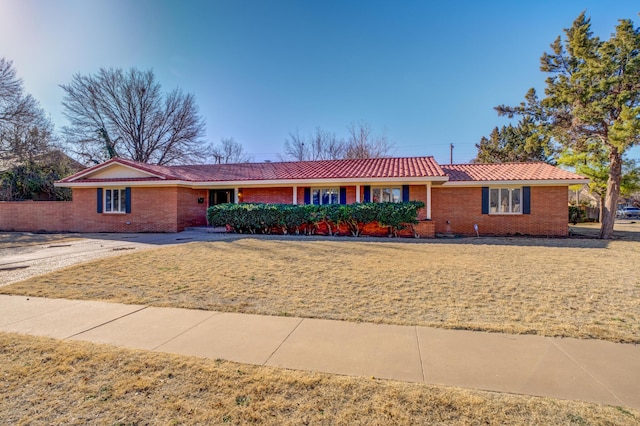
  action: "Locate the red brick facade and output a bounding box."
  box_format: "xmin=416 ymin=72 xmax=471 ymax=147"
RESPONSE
xmin=0 ymin=184 xmax=569 ymax=237
xmin=431 ymin=186 xmax=569 ymax=237
xmin=0 ymin=186 xmax=207 ymax=233
xmin=177 ymin=188 xmax=209 ymax=230
xmin=0 ymin=200 xmax=76 ymax=233
xmin=242 ymin=187 xmax=294 ymax=204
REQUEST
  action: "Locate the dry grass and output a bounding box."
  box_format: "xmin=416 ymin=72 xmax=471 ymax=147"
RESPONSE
xmin=1 ymin=332 xmax=637 ymax=425
xmin=0 ymin=232 xmax=78 ymax=249
xmin=3 ymin=225 xmax=640 ymax=343
xmin=570 ymin=220 xmax=640 ymax=241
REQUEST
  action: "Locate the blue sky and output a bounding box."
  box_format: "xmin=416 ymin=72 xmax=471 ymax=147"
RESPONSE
xmin=0 ymin=0 xmax=638 ymax=164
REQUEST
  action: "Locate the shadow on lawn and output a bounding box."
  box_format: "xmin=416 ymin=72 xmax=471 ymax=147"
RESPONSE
xmin=0 ymin=233 xmax=79 ymax=250
xmin=74 ymin=230 xmax=612 ymax=250
xmin=569 ymin=220 xmax=640 ymax=242
xmin=6 ymin=221 xmax=638 ymax=250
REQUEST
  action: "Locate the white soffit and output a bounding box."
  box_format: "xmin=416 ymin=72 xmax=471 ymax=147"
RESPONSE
xmin=81 ymin=164 xmax=162 ymax=180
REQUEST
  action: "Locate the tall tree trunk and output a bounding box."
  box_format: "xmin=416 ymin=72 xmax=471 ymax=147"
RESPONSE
xmin=599 ymin=150 xmax=622 ymax=239
xmin=598 ymin=195 xmax=604 ymax=224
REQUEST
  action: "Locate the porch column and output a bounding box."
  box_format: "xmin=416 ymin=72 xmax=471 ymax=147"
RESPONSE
xmin=234 ymin=187 xmax=239 ymax=203
xmin=426 ymin=182 xmax=432 ymax=220
xmin=356 ymin=184 xmax=361 ymax=203
xmin=293 ymin=186 xmax=298 ymax=204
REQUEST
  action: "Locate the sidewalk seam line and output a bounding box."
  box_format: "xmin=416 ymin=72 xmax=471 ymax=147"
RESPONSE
xmin=262 ymin=317 xmax=305 ymax=366
xmin=547 ymin=338 xmax=626 ymax=407
xmin=150 ymin=311 xmax=221 ymax=351
xmin=64 ymin=305 xmax=149 ymax=340
xmin=414 ymin=326 xmax=426 ymax=383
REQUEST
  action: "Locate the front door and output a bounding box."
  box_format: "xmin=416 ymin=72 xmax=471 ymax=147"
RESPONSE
xmin=209 ymin=189 xmax=234 ymax=206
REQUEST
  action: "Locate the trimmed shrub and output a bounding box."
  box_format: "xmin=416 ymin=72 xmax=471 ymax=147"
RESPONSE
xmin=207 ymin=201 xmax=426 ymax=237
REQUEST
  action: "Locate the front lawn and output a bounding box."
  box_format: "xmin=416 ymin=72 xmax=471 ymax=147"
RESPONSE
xmin=3 ymin=232 xmax=639 ymax=343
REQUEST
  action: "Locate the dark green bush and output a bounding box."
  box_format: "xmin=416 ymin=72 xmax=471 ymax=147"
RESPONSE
xmin=206 ymin=201 xmax=425 ymax=237
xmin=1 ymin=160 xmax=74 ymax=201
xmin=568 ymin=205 xmax=585 ymax=225
xmin=376 ymin=201 xmax=426 ymax=236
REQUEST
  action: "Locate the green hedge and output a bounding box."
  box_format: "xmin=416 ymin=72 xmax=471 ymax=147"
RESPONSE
xmin=568 ymin=205 xmax=585 ymax=225
xmin=207 ymin=201 xmax=426 ymax=236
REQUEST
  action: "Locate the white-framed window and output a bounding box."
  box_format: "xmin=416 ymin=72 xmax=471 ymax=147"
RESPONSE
xmin=105 ymin=188 xmax=127 ymax=213
xmin=372 ymin=187 xmax=402 ymax=203
xmin=489 ymin=187 xmax=521 ymax=214
xmin=312 ymin=188 xmax=339 ymax=205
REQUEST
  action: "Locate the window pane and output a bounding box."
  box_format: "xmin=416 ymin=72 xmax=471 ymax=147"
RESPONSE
xmin=330 ymin=188 xmax=338 ymax=204
xmin=320 ymin=188 xmax=337 ymax=205
xmin=391 ymin=188 xmax=401 ymax=203
xmin=382 ymin=188 xmax=391 ymax=202
xmin=312 ymin=189 xmax=320 ymax=205
xmin=113 ymin=189 xmax=120 ymax=212
xmin=119 ymin=189 xmax=127 ymax=212
xmin=490 ymin=189 xmax=498 ymax=213
xmin=511 ymin=188 xmax=521 ymax=213
xmin=105 ymin=190 xmax=112 ymax=212
xmin=372 ymin=188 xmax=381 ymax=203
xmin=500 ymin=188 xmax=509 ymax=212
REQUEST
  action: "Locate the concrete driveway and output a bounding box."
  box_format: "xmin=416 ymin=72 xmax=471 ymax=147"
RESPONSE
xmin=0 ymin=230 xmax=232 ymax=286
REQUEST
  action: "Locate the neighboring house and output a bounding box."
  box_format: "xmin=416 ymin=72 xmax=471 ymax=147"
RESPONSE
xmin=0 ymin=156 xmax=588 ymax=236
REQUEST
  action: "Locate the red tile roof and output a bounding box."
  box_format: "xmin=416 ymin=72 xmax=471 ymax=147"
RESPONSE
xmin=62 ymin=156 xmax=447 ymax=182
xmin=441 ymin=162 xmax=586 ymax=182
xmin=59 ymin=157 xmax=587 ymax=185
xmin=170 ymin=157 xmax=446 ymax=181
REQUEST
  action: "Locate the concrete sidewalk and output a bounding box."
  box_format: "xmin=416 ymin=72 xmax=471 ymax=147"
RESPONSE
xmin=0 ymin=294 xmax=638 ymax=410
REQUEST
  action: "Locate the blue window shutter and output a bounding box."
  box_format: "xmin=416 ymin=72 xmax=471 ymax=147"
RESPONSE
xmin=402 ymin=185 xmax=410 ymax=202
xmin=363 ymin=185 xmax=371 ymax=202
xmin=481 ymin=187 xmax=489 ymax=214
xmin=304 ymin=187 xmax=310 ymax=204
xmin=125 ymin=187 xmax=132 ymax=213
xmin=522 ymin=186 xmax=531 ymax=214
xmin=339 ymin=187 xmax=347 ymax=204
xmin=97 ymin=188 xmax=103 ymax=213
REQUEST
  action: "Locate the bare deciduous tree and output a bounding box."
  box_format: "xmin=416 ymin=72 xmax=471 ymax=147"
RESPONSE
xmin=282 ymin=122 xmax=394 ymax=161
xmin=0 ymin=58 xmax=54 ymax=162
xmin=281 ymin=127 xmax=345 ymax=161
xmin=0 ymin=58 xmax=78 ymax=201
xmin=3 ymin=113 xmax=55 ymax=162
xmin=344 ymin=121 xmax=395 ymax=159
xmin=210 ymin=137 xmax=253 ymax=163
xmin=282 ymin=129 xmax=308 ymax=161
xmin=61 ymin=68 xmax=206 ymax=165
xmin=309 ymin=127 xmax=345 ymax=160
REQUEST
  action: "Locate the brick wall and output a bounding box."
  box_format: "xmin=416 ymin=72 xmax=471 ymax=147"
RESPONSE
xmin=177 ymin=188 xmax=208 ymax=229
xmin=73 ymin=187 xmax=180 ymax=232
xmin=0 ymin=186 xmax=203 ymax=233
xmin=431 ymin=186 xmax=569 ymax=237
xmin=0 ymin=201 xmax=75 ymax=232
xmin=409 ymin=185 xmax=428 ymax=220
xmin=242 ymin=187 xmax=294 ymax=204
